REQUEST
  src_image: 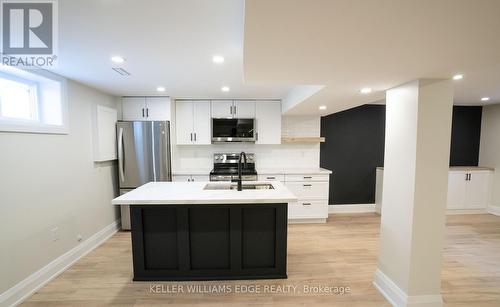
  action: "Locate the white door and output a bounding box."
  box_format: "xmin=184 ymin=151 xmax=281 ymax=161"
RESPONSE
xmin=255 ymin=101 xmax=281 ymax=144
xmin=211 ymin=100 xmax=233 ymax=118
xmin=466 ymin=171 xmax=490 ymax=208
xmin=447 ymin=172 xmax=467 ymax=209
xmin=234 ymin=100 xmax=255 ymax=118
xmin=145 ymin=97 xmax=171 ymax=121
xmin=193 ymin=101 xmax=211 ymax=144
xmin=175 ymin=101 xmax=194 ymax=145
xmin=122 ymin=97 xmax=146 ymax=121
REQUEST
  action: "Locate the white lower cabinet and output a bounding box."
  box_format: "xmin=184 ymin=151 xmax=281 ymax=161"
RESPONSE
xmin=173 ymin=175 xmax=209 ymax=182
xmin=377 ymin=168 xmax=493 ymax=211
xmin=447 ymin=170 xmax=491 ymax=209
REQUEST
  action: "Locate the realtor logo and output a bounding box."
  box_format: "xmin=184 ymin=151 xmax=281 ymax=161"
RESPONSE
xmin=1 ymin=0 xmax=58 ymax=68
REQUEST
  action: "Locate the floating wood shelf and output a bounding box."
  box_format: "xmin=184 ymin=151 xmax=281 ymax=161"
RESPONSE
xmin=281 ymin=136 xmax=325 ymax=143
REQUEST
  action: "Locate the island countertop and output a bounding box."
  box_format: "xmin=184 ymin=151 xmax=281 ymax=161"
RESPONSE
xmin=112 ymin=181 xmax=297 ymax=205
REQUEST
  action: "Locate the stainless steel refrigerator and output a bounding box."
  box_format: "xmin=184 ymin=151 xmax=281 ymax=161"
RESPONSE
xmin=117 ymin=121 xmax=172 ymax=229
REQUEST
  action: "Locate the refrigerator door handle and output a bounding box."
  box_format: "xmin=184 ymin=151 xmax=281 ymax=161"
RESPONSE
xmin=118 ymin=127 xmax=125 ymax=182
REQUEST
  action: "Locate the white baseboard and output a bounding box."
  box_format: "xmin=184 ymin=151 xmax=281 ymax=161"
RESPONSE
xmin=488 ymin=206 xmax=500 ymax=216
xmin=329 ymin=204 xmax=376 ymax=214
xmin=0 ymin=219 xmax=121 ymax=307
xmin=288 ymin=218 xmax=327 ymax=224
xmin=446 ymin=208 xmax=488 ymax=215
xmin=373 ymin=269 xmax=443 ymax=307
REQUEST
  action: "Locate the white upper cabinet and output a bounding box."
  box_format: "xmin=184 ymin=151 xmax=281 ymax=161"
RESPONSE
xmin=255 ymin=100 xmax=282 ymax=144
xmin=192 ymin=101 xmax=211 ymax=145
xmin=145 ymin=97 xmax=171 ymax=121
xmin=234 ymin=100 xmax=255 ymax=118
xmin=122 ymin=97 xmax=170 ymax=121
xmin=211 ymin=100 xmax=255 ymax=118
xmin=122 ymin=97 xmax=146 ymax=121
xmin=175 ymin=100 xmax=211 ymax=145
xmin=211 ymin=100 xmax=233 ymax=118
xmin=175 ymin=101 xmax=194 ymax=145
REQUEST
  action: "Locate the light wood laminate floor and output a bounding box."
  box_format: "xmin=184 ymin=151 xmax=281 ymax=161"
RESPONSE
xmin=22 ymin=213 xmax=500 ymax=306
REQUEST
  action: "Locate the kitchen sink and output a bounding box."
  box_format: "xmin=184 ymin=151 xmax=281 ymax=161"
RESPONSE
xmin=203 ymin=183 xmax=274 ymax=190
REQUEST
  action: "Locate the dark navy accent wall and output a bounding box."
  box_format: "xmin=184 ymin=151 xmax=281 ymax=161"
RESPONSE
xmin=320 ymin=105 xmax=482 ymax=205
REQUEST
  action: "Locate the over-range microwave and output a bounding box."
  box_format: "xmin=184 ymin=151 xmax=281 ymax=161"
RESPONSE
xmin=212 ymin=118 xmax=256 ymax=143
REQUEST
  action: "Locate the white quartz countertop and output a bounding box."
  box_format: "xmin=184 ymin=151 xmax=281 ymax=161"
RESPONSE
xmin=112 ymin=181 xmax=297 ymax=205
xmin=257 ymin=167 xmax=332 ymax=175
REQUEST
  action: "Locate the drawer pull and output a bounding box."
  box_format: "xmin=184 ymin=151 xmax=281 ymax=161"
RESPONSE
xmin=303 ymin=184 xmax=312 ymax=187
xmin=302 ymin=203 xmax=312 ymax=206
xmin=303 ymin=176 xmax=313 ymax=179
xmin=267 ymin=177 xmax=276 ymax=179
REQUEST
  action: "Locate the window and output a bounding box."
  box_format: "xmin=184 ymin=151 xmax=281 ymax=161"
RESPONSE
xmin=0 ymin=74 xmax=38 ymax=121
xmin=0 ymin=66 xmax=67 ymax=134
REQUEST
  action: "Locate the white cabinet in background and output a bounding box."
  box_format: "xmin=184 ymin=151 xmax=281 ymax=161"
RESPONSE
xmin=211 ymin=100 xmax=255 ymax=118
xmin=122 ymin=97 xmax=170 ymax=121
xmin=173 ymin=175 xmax=209 ymax=182
xmin=447 ymin=170 xmax=491 ymax=209
xmin=377 ymin=168 xmax=493 ymax=211
xmin=175 ymin=100 xmax=211 ymax=145
xmin=285 ymin=173 xmax=330 ymax=222
xmin=255 ymin=101 xmax=281 ymax=144
xmin=234 ymin=100 xmax=256 ymax=118
xmin=211 ymin=100 xmax=233 ymax=118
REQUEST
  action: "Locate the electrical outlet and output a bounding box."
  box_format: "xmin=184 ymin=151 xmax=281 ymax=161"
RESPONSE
xmin=51 ymin=227 xmax=59 ymax=242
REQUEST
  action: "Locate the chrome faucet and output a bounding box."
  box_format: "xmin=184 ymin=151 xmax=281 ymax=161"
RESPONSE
xmin=232 ymin=152 xmax=247 ymax=191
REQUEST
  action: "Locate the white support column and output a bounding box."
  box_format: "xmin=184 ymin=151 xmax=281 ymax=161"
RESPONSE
xmin=374 ymin=79 xmax=454 ymax=307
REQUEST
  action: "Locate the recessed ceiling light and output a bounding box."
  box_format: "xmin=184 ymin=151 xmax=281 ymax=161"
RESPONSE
xmin=481 ymin=97 xmax=490 ymax=101
xmin=360 ymin=88 xmax=372 ymax=94
xmin=213 ymin=55 xmax=225 ymax=64
xmin=157 ymin=86 xmax=166 ymax=92
xmin=111 ymin=56 xmax=125 ymax=63
xmin=221 ymin=86 xmax=230 ymax=92
xmin=319 ymin=105 xmax=327 ymax=110
xmin=452 ymin=74 xmax=464 ymax=80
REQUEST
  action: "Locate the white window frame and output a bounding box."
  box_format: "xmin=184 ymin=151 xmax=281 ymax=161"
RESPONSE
xmin=0 ymin=67 xmax=68 ymax=134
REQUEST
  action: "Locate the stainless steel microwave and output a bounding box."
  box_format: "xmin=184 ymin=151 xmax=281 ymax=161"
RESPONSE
xmin=212 ymin=118 xmax=256 ymax=143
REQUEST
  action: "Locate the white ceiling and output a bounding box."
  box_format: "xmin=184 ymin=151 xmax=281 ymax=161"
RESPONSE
xmin=52 ymin=0 xmax=289 ymax=99
xmin=244 ymin=0 xmax=500 ymax=115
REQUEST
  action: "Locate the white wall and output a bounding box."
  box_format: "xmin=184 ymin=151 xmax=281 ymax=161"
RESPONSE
xmin=0 ymin=80 xmax=120 ymax=294
xmin=479 ymin=104 xmax=500 ymax=208
xmin=172 ymin=116 xmax=321 ymax=172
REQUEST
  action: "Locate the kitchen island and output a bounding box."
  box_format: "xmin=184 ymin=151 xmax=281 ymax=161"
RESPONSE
xmin=112 ymin=181 xmax=297 ymax=281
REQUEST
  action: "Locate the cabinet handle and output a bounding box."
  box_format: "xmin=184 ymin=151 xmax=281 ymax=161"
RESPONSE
xmin=256 ymin=132 xmax=259 ymax=141
xmin=468 ymin=173 xmax=472 ymax=181
xmin=190 ymin=133 xmax=193 ymax=141
xmin=267 ymin=176 xmax=276 ymax=179
xmin=302 ymin=203 xmax=312 ymax=206
xmin=146 ymin=108 xmax=149 ymax=117
xmin=234 ymin=105 xmax=237 ymax=115
xmin=194 ymin=133 xmax=197 ymax=141
xmin=303 ymin=176 xmax=313 ymax=179
xmin=303 ymin=184 xmax=312 ymax=187
xmin=230 ymin=105 xmax=233 ymax=115
xmin=142 ymin=108 xmax=145 ymax=117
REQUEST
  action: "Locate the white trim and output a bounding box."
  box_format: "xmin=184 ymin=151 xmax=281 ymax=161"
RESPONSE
xmin=446 ymin=208 xmax=488 ymax=215
xmin=328 ymin=204 xmax=376 ymax=214
xmin=288 ymin=218 xmax=327 ymax=224
xmin=373 ymin=269 xmax=443 ymax=307
xmin=488 ymin=206 xmax=500 ymax=216
xmin=0 ymin=219 xmax=120 ymax=307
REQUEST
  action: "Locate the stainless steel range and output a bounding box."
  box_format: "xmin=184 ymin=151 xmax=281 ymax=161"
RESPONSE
xmin=209 ymin=153 xmax=257 ymax=181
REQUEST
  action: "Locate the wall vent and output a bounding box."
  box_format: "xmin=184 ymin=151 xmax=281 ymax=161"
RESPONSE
xmin=112 ymin=67 xmax=131 ymax=76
